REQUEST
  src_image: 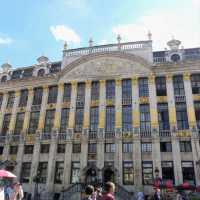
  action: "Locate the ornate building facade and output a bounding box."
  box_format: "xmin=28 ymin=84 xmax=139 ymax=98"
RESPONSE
xmin=0 ymin=36 xmax=200 ymax=198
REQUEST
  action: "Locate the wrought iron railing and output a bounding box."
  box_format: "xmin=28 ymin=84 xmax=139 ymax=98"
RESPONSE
xmin=140 ymin=129 xmax=151 ymax=137
xmin=105 ymin=131 xmax=115 ymax=138
xmin=159 ymin=130 xmax=171 ymax=137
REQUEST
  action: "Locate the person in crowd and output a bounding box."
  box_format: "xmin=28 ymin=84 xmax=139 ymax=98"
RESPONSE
xmin=92 ymin=186 xmax=102 ymax=200
xmin=100 ymin=182 xmax=115 ymax=200
xmin=136 ymin=191 xmax=145 ymax=200
xmin=153 ymin=188 xmax=161 ymax=200
xmin=4 ymin=183 xmax=13 ymax=200
xmin=9 ymin=182 xmax=24 ymax=200
xmin=82 ymin=185 xmax=95 ymax=200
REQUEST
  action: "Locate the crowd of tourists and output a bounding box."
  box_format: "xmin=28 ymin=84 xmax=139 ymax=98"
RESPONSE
xmin=0 ymin=181 xmax=24 ymax=200
xmin=82 ymin=182 xmax=200 ymax=200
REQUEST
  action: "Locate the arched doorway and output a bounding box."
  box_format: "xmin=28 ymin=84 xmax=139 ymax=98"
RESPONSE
xmin=85 ymin=168 xmax=98 ymax=185
xmin=103 ymin=168 xmax=115 ymax=183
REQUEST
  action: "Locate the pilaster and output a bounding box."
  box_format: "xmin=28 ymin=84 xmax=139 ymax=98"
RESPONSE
xmin=15 ymin=141 xmax=24 ymax=180
xmin=22 ymin=88 xmax=34 ymax=134
xmin=83 ymin=80 xmax=91 ymax=129
xmin=191 ymin=134 xmax=200 ymax=185
xmin=68 ymin=81 xmax=77 ymax=129
xmin=166 ymin=74 xmax=177 ymax=129
xmin=172 ymin=135 xmax=183 ymax=185
xmin=47 ymin=135 xmax=57 ymax=192
xmin=132 ymin=76 xmax=140 ymax=129
xmin=30 ymin=136 xmax=40 ymax=195
xmin=63 ymin=142 xmax=72 ymax=186
xmin=148 ymin=75 xmax=159 ymax=128
xmin=115 ymin=79 xmax=122 ymax=128
xmin=9 ymin=91 xmax=20 ymax=133
xmin=183 ymin=72 xmax=196 ymax=128
xmin=53 ymin=83 xmax=64 ymax=131
xmin=0 ymin=92 xmax=8 ymax=133
xmin=37 ymin=86 xmax=49 ymax=131
xmin=99 ymin=80 xmax=106 ymax=129
xmin=133 ymin=137 xmax=142 ymax=191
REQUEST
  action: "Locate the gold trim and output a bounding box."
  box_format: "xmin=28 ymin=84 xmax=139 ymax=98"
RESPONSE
xmin=157 ymin=96 xmax=167 ymax=103
xmin=139 ymin=97 xmax=149 ymax=104
xmin=115 ymin=79 xmax=122 ymax=86
xmin=132 ymin=76 xmax=138 ymax=85
xmin=183 ymin=72 xmax=190 ymax=81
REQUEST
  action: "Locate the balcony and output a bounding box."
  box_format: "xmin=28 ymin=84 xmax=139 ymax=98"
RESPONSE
xmin=74 ymin=125 xmax=82 ymax=133
xmin=10 ymin=134 xmax=22 ymax=143
xmin=0 ymin=136 xmax=6 ymax=143
xmin=105 ymin=131 xmax=115 ymax=139
xmin=175 ymin=95 xmax=186 ymax=103
xmin=153 ymin=57 xmax=167 ymax=63
xmin=63 ymin=40 xmax=151 ymax=57
xmin=58 ymin=132 xmax=72 ymax=140
xmin=140 ymin=130 xmax=151 ymax=137
xmin=159 ymin=130 xmax=171 ymax=137
xmin=122 ymin=97 xmax=132 ymax=105
xmin=89 ymin=131 xmax=97 ymax=139
xmin=40 ymin=133 xmax=51 ymax=140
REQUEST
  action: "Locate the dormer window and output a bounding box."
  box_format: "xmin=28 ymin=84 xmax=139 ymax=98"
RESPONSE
xmin=171 ymin=54 xmax=180 ymax=62
xmin=37 ymin=68 xmax=45 ymax=77
xmin=49 ymin=63 xmax=61 ymax=73
xmin=23 ymin=68 xmax=33 ymax=78
xmin=11 ymin=70 xmax=22 ymax=80
xmin=1 ymin=75 xmax=7 ymax=83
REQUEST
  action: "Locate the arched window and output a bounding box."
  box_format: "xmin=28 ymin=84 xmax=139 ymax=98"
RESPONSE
xmin=37 ymin=69 xmax=45 ymax=77
xmin=1 ymin=75 xmax=7 ymax=83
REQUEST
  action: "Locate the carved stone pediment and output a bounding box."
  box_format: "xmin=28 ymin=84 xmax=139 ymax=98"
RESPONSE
xmin=59 ymin=52 xmax=151 ymax=81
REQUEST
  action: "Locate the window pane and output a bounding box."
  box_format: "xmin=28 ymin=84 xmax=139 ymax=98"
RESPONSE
xmin=106 ymin=106 xmax=115 ymax=133
xmin=90 ymin=107 xmax=99 ymax=133
xmin=33 ymin=88 xmax=43 ymax=105
xmin=2 ymin=114 xmax=11 ymax=136
xmin=122 ymin=105 xmax=132 ymax=131
xmin=63 ymin=83 xmax=71 ymax=102
xmin=173 ymin=75 xmax=185 ymax=96
xmin=139 ymin=78 xmax=149 ymax=97
xmin=91 ymin=81 xmax=99 ymax=100
xmin=14 ymin=113 xmax=25 ymax=135
xmin=28 ymin=111 xmax=40 ymax=134
xmin=19 ymin=89 xmax=28 ymax=107
xmin=106 ymin=80 xmax=115 ymax=99
xmin=48 ymin=86 xmax=58 ymax=104
xmin=44 ymin=110 xmax=55 ymax=133
xmin=60 ymin=108 xmax=69 ymax=133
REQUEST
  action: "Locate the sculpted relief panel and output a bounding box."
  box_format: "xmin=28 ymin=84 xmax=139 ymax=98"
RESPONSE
xmin=60 ymin=56 xmax=151 ymax=81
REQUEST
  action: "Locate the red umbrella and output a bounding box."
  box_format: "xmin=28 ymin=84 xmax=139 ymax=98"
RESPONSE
xmin=0 ymin=169 xmax=16 ymax=178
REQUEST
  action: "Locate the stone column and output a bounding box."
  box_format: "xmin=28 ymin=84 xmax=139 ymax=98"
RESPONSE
xmin=22 ymin=87 xmax=34 ymax=134
xmin=97 ymin=80 xmax=106 ymax=171
xmin=133 ymin=137 xmax=142 ymax=191
xmin=132 ymin=76 xmax=142 ymax=188
xmin=30 ymin=135 xmax=41 ymax=195
xmin=9 ymin=91 xmax=20 ymax=134
xmin=37 ymin=86 xmax=49 ymax=132
xmin=47 ymin=135 xmax=57 ymax=193
xmin=15 ymin=140 xmax=24 ymax=180
xmin=166 ymin=74 xmax=177 ymax=129
xmin=132 ymin=76 xmax=140 ymax=129
xmin=81 ymin=81 xmax=91 ymax=175
xmin=149 ymin=75 xmax=161 ymax=176
xmin=183 ymin=72 xmax=196 ymax=128
xmin=114 ymin=79 xmax=123 ymax=184
xmin=53 ymin=83 xmax=64 ymax=132
xmin=171 ymin=136 xmax=183 ymax=185
xmin=166 ymin=74 xmax=182 ymax=184
xmin=191 ymin=134 xmax=200 ymax=185
xmin=0 ymin=92 xmax=8 ymax=132
xmin=63 ymin=141 xmax=72 ymax=186
xmin=68 ymin=81 xmax=77 ymax=131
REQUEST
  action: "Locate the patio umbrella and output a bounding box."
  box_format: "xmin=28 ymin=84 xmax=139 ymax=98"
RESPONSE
xmin=176 ymin=182 xmax=196 ymax=191
xmin=0 ymin=169 xmax=16 ymax=178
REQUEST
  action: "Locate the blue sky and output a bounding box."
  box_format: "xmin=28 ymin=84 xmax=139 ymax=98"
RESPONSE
xmin=0 ymin=0 xmax=199 ymax=68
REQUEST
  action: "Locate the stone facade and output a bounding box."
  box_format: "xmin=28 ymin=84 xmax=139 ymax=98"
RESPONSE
xmin=0 ymin=38 xmax=200 ymax=198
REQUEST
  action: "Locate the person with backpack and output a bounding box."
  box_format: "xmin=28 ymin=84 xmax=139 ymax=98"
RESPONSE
xmin=100 ymin=182 xmax=115 ymax=200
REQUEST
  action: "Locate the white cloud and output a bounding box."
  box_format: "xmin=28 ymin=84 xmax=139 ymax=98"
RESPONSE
xmin=0 ymin=37 xmax=12 ymax=45
xmin=112 ymin=3 xmax=200 ymax=50
xmin=50 ymin=25 xmax=80 ymax=44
